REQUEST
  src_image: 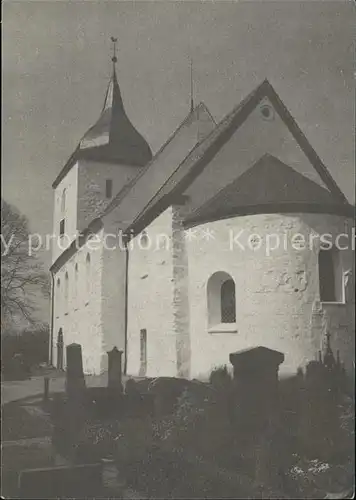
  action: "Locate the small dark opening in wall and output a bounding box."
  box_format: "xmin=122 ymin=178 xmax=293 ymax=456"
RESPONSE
xmin=59 ymin=218 xmax=65 ymax=237
xmin=106 ymin=179 xmax=113 ymax=199
xmin=221 ymin=279 xmax=236 ymax=323
xmin=319 ymin=248 xmax=336 ymax=302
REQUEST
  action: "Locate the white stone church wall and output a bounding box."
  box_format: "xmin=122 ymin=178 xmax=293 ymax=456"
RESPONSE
xmin=77 ymin=159 xmax=141 ymax=233
xmin=100 ymin=241 xmax=127 ymax=372
xmin=126 ymin=207 xmax=176 ymax=377
xmin=52 ymin=228 xmax=105 ymax=374
xmin=186 ymin=213 xmax=354 ymax=379
xmin=52 ymin=164 xmax=79 ymax=264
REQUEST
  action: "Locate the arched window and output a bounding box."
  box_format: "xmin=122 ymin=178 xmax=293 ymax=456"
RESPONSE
xmin=61 ymin=189 xmax=66 ymax=213
xmin=207 ymin=271 xmax=236 ymax=328
xmin=221 ymin=279 xmax=236 ymax=323
xmin=319 ymin=246 xmax=343 ymax=303
xmin=64 ymin=271 xmax=69 ymax=308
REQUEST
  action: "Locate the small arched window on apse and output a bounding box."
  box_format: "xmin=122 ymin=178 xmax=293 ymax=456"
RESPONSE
xmin=64 ymin=271 xmax=69 ymax=310
xmin=85 ymin=253 xmax=91 ymax=303
xmin=207 ymin=271 xmax=236 ymax=331
xmin=61 ymin=189 xmax=66 ymax=214
xmin=319 ymin=246 xmax=343 ymax=303
xmin=221 ymin=279 xmax=236 ymax=323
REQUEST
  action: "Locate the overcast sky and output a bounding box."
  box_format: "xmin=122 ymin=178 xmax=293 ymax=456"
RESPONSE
xmin=3 ymin=0 xmax=355 ymax=273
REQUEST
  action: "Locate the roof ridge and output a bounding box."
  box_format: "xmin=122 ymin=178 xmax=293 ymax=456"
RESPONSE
xmin=119 ymin=106 xmax=223 ymax=230
xmin=128 ymin=81 xmax=270 ymax=223
xmin=102 ymin=102 xmax=215 ymax=217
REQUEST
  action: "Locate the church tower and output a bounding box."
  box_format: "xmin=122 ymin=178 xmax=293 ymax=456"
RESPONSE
xmin=50 ymin=40 xmax=152 ymax=372
xmin=52 ymin=40 xmax=152 ymax=262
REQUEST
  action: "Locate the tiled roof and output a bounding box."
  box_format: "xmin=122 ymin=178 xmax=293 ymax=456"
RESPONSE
xmin=101 ymin=102 xmax=216 ymax=228
xmin=184 ymin=154 xmax=354 ymax=226
xmin=52 ymin=66 xmax=152 ymax=189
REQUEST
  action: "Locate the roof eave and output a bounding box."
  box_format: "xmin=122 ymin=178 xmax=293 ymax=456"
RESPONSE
xmin=184 ymin=202 xmax=355 ymax=229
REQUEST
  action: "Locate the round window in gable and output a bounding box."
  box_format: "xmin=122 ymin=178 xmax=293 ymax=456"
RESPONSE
xmin=260 ymin=104 xmax=274 ymax=121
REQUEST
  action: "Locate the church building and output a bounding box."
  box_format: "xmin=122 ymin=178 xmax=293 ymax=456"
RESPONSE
xmin=50 ymin=51 xmax=355 ymax=380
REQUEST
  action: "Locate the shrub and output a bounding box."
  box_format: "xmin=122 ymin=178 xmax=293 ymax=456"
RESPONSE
xmin=209 ymin=365 xmax=232 ymax=389
xmin=2 ymin=325 xmax=49 ymax=379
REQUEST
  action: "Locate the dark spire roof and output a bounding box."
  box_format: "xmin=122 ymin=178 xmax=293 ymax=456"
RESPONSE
xmin=78 ymin=64 xmax=152 ymax=164
xmin=53 ymin=52 xmax=152 ymax=189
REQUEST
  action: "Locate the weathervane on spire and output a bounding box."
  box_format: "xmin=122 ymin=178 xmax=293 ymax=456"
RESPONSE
xmin=111 ymin=36 xmax=118 ymax=64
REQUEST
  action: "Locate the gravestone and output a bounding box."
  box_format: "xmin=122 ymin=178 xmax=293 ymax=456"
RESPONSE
xmin=107 ymin=347 xmax=123 ymax=393
xmin=147 ymin=377 xmax=190 ymax=417
xmin=299 ymin=337 xmax=346 ymax=460
xmin=229 ymin=346 xmax=284 ymax=433
xmin=229 ymin=346 xmax=285 ymax=490
xmin=63 ymin=343 xmax=86 ymax=460
xmin=65 ymin=343 xmax=86 ymax=400
xmin=18 ymin=463 xmax=103 ymax=499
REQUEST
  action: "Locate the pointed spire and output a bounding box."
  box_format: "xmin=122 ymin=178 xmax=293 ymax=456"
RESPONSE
xmin=190 ymin=58 xmax=194 ymax=113
xmin=77 ymin=37 xmax=152 ymax=166
xmin=100 ymin=36 xmax=124 ymax=115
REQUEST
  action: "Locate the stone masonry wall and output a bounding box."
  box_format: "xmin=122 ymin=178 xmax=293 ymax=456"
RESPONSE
xmin=100 ymin=240 xmax=127 ymax=372
xmin=52 ymin=228 xmax=105 ymax=374
xmin=77 ymin=159 xmax=141 ymax=233
xmin=172 ymin=205 xmax=191 ymax=378
xmin=52 ymin=164 xmax=79 ymax=264
xmin=126 ymin=208 xmax=176 ymax=377
xmin=185 ymin=213 xmax=354 ymax=380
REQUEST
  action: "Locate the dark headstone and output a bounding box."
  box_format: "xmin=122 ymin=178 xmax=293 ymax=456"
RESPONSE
xmin=229 ymin=346 xmax=284 ymax=432
xmin=65 ymin=343 xmax=86 ymax=400
xmin=107 ymin=347 xmax=123 ymax=393
xmin=18 ymin=463 xmax=103 ymax=499
xmin=148 ymin=377 xmax=191 ymax=416
xmin=300 ymin=358 xmax=343 ymax=459
xmin=229 ymin=346 xmax=285 ymax=489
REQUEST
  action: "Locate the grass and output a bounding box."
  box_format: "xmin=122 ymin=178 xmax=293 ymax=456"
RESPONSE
xmin=1 ymin=442 xmax=54 ymax=498
xmin=2 ymin=402 xmax=52 ymax=441
xmin=1 ymin=401 xmax=54 ymax=497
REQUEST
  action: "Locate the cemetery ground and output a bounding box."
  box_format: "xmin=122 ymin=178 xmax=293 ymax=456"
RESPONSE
xmin=1 ymin=354 xmax=355 ymax=499
xmin=1 ymin=370 xmax=133 ymax=499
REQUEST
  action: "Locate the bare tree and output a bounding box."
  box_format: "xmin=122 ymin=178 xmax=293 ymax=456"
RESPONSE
xmin=1 ymin=199 xmax=49 ymax=328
